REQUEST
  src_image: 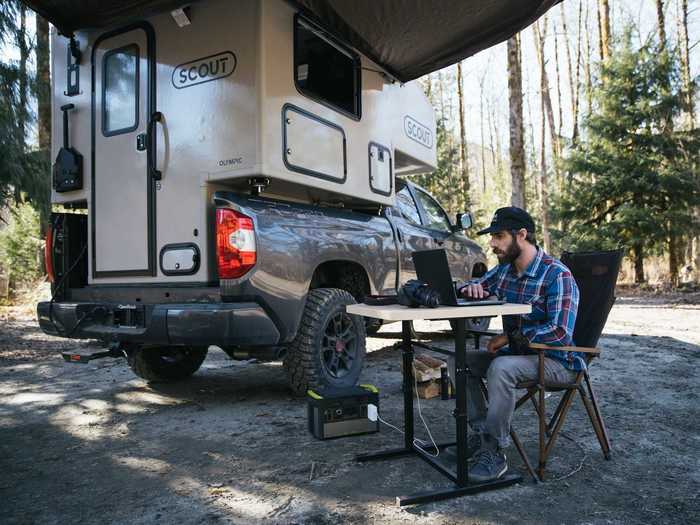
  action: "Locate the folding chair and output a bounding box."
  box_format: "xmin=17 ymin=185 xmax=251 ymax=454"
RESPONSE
xmin=471 ymin=249 xmax=623 ymax=482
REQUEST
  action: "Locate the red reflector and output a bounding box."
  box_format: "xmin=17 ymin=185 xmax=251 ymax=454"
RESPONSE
xmin=45 ymin=225 xmax=55 ymax=283
xmin=216 ymin=208 xmax=256 ymax=279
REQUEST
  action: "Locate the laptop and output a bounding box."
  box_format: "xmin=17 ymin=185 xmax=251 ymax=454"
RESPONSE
xmin=412 ymin=249 xmax=505 ymax=307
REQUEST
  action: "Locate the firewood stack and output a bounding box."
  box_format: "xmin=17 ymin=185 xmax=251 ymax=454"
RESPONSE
xmin=405 ymin=353 xmax=450 ymax=399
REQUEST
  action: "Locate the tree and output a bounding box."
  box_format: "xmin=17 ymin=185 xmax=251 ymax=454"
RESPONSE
xmin=597 ymin=0 xmax=611 ymax=62
xmin=456 ymin=61 xmax=471 ymax=208
xmin=556 ymin=35 xmax=700 ymax=284
xmin=507 ymin=34 xmax=526 ymax=208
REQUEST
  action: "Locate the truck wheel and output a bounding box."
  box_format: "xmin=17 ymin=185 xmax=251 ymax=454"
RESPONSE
xmin=450 ymin=316 xmax=492 ymax=334
xmin=127 ymin=346 xmax=208 ymax=383
xmin=284 ymin=288 xmax=366 ymax=395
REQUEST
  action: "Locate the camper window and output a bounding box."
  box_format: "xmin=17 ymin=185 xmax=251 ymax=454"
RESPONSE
xmin=102 ymin=44 xmax=139 ymax=136
xmin=294 ymin=17 xmax=360 ymax=119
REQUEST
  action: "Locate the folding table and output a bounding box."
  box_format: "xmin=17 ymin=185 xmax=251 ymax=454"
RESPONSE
xmin=346 ymin=302 xmax=531 ymax=506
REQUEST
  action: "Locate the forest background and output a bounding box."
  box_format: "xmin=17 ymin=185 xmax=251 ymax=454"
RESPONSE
xmin=0 ymin=0 xmax=699 ymax=300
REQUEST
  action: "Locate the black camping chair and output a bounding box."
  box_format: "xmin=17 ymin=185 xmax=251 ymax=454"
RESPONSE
xmin=471 ymin=249 xmax=623 ymax=482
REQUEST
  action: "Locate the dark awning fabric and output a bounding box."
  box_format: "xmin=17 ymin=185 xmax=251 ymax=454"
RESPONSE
xmin=22 ymin=0 xmax=561 ymax=82
xmin=289 ymin=0 xmax=562 ymax=81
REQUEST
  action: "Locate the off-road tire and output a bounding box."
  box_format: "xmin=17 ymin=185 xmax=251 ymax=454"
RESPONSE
xmin=450 ymin=316 xmax=492 ymax=334
xmin=284 ymin=288 xmax=366 ymax=396
xmin=127 ymin=346 xmax=208 ymax=383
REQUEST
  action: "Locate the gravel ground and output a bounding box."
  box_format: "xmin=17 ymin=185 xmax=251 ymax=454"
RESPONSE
xmin=1 ymin=288 xmax=699 ymax=524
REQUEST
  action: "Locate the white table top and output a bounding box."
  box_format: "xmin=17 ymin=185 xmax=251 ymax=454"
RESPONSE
xmin=346 ymin=302 xmax=531 ymax=321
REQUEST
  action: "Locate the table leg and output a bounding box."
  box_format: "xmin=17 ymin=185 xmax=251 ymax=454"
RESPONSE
xmin=454 ymin=317 xmax=468 ymax=486
xmin=401 ymin=320 xmax=414 ymax=449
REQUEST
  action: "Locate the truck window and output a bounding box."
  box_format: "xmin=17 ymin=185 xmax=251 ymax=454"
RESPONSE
xmin=102 ymin=44 xmax=139 ymax=136
xmin=414 ymin=188 xmax=451 ymax=233
xmin=395 ymin=185 xmax=421 ymax=225
xmin=294 ymin=16 xmax=361 ymax=119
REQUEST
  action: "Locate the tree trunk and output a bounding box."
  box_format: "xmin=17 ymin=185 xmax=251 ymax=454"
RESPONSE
xmin=534 ymin=20 xmax=561 ymax=168
xmin=678 ymin=0 xmax=699 ymax=281
xmin=655 ymin=0 xmax=666 ymax=51
xmin=18 ymin=5 xmax=28 ymax=149
xmin=678 ymin=0 xmax=694 ymax=128
xmin=669 ymin=227 xmax=679 ymax=287
xmin=633 ymin=242 xmax=645 ymax=284
xmin=540 ymin=83 xmax=551 ymax=253
xmin=562 ymin=1 xmax=583 ymax=144
xmin=36 ymin=15 xmax=51 ymax=152
xmin=457 ymin=61 xmax=470 ymax=208
xmin=597 ymin=0 xmax=611 ymax=62
xmin=584 ymin=1 xmax=593 ymax=116
xmin=479 ymin=70 xmax=487 ymax=193
xmin=553 ymin=21 xmax=563 ymax=145
xmin=507 ymin=34 xmax=526 ymax=209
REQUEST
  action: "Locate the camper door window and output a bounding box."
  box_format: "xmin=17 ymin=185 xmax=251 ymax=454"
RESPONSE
xmin=294 ymin=17 xmax=361 ymax=120
xmin=102 ymin=44 xmax=139 ymax=136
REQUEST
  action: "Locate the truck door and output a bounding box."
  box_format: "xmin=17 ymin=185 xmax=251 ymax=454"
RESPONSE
xmin=411 ymin=186 xmax=470 ymax=282
xmin=390 ymin=183 xmax=435 ymax=283
xmin=92 ymin=24 xmax=156 ymax=277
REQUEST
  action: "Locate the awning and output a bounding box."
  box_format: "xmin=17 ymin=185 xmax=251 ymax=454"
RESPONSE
xmin=22 ymin=0 xmax=561 ymax=82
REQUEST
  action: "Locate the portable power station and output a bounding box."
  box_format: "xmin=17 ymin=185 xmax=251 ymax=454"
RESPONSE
xmin=307 ymin=384 xmax=379 ymax=440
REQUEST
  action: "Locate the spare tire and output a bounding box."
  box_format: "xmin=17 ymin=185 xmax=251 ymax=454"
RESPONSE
xmin=284 ymin=288 xmax=366 ymax=395
xmin=127 ymin=346 xmax=208 ymax=383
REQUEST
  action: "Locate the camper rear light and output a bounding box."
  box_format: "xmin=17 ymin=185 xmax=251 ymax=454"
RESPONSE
xmin=216 ymin=208 xmax=256 ymax=279
xmin=45 ymin=225 xmax=55 ymax=283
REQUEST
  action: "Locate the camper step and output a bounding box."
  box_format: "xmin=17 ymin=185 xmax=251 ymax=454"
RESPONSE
xmin=61 ymin=347 xmax=124 ymax=364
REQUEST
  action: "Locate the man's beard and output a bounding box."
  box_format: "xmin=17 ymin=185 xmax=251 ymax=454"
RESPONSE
xmin=494 ymin=235 xmax=521 ymax=264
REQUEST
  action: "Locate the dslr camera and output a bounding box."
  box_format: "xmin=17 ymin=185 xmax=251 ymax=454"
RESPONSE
xmin=398 ymin=279 xmax=441 ymax=308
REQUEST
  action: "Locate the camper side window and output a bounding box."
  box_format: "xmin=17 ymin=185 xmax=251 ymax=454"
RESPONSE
xmin=102 ymin=44 xmax=139 ymax=136
xmin=294 ymin=17 xmax=361 ymax=119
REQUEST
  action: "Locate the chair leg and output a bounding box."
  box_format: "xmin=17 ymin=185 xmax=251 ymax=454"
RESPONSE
xmin=510 ymin=427 xmax=539 ymax=482
xmin=579 ymin=379 xmax=611 ymax=459
xmin=516 ymin=388 xmax=535 ymax=410
xmin=584 ymin=371 xmax=611 ymax=457
xmin=546 ymin=391 xmax=570 ymax=436
xmin=543 ymin=388 xmax=577 ymax=460
xmin=537 ymin=352 xmax=547 ymax=480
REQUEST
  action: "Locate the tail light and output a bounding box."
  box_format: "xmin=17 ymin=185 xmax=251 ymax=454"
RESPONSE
xmin=45 ymin=225 xmax=55 ymax=283
xmin=216 ymin=208 xmax=256 ymax=279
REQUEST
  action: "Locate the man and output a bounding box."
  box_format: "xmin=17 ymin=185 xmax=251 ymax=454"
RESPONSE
xmin=454 ymin=206 xmax=581 ymax=482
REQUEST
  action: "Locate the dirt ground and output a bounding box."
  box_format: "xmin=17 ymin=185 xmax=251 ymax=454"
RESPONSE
xmin=1 ymin=287 xmax=699 ymax=524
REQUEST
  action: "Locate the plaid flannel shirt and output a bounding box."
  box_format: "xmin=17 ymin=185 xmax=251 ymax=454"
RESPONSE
xmin=463 ymin=248 xmax=583 ymax=371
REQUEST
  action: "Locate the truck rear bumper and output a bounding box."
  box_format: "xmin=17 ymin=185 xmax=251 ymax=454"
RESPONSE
xmin=37 ymin=301 xmax=280 ymax=347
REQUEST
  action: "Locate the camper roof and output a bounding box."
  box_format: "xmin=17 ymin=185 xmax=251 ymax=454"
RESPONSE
xmin=22 ymin=0 xmax=561 ymax=82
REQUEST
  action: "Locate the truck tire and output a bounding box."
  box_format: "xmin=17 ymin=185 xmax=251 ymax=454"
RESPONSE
xmin=284 ymin=288 xmax=366 ymax=395
xmin=450 ymin=316 xmax=492 ymax=334
xmin=127 ymin=346 xmax=208 ymax=383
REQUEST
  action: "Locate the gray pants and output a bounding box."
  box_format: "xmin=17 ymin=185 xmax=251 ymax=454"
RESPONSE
xmin=449 ymin=351 xmax=577 ymax=449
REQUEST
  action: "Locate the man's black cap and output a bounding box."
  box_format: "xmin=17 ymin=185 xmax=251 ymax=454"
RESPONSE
xmin=477 ymin=207 xmax=536 ymax=235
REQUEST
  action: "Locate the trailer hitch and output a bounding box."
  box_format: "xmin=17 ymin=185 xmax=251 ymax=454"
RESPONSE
xmin=62 ymin=342 xmax=127 ymax=364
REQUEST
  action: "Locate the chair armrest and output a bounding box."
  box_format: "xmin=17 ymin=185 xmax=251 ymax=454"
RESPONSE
xmin=529 ymin=342 xmax=600 ymax=355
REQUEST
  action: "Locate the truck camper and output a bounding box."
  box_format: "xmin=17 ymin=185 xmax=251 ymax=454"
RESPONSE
xmin=26 ymin=0 xmax=561 ymax=393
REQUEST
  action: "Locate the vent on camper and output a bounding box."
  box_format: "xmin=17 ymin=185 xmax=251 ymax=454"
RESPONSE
xmin=216 ymin=209 xmax=256 ymax=279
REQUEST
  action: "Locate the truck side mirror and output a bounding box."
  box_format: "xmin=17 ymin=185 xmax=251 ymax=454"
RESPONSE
xmin=452 ymin=212 xmax=473 ymax=232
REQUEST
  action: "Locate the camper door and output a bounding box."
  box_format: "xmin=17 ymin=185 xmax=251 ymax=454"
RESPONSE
xmin=92 ymin=24 xmax=155 ymax=277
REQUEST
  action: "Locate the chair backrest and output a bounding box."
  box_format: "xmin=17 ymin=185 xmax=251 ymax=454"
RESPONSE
xmin=561 ymin=249 xmax=624 ymax=348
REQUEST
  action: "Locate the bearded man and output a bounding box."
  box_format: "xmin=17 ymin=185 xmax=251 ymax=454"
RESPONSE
xmin=452 ymin=207 xmax=580 ymax=482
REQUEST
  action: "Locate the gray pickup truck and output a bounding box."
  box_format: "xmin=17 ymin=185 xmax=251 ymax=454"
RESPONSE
xmin=39 ymin=179 xmax=488 ymax=394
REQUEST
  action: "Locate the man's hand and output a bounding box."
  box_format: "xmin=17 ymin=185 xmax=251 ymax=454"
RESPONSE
xmin=460 ymin=283 xmax=488 ymax=299
xmin=486 ymin=334 xmax=508 ymax=354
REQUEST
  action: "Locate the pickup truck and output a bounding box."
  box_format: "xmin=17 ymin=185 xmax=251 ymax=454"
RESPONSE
xmin=39 ymin=179 xmax=489 ymax=394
